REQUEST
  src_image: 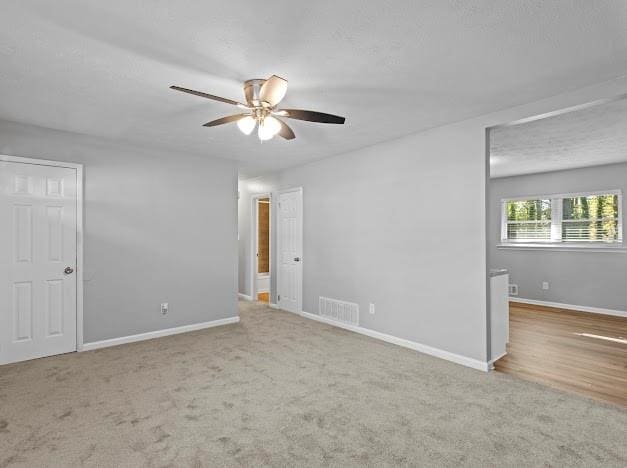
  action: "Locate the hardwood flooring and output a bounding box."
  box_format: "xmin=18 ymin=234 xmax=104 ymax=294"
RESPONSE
xmin=494 ymin=302 xmax=627 ymax=407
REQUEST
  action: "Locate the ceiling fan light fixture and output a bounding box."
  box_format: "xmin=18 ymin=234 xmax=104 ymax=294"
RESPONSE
xmin=237 ymin=115 xmax=256 ymax=135
xmin=170 ymin=74 xmax=345 ymax=142
xmin=258 ymin=116 xmax=281 ymax=141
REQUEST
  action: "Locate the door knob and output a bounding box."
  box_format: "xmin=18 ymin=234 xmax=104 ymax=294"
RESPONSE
xmin=294 ymin=257 xmax=300 ymax=262
xmin=64 ymin=267 xmax=74 ymax=275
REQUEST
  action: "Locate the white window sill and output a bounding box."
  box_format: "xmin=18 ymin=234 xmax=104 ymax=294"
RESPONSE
xmin=497 ymin=242 xmax=627 ymax=253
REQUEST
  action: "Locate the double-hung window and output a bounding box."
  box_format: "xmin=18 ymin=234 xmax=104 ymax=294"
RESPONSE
xmin=501 ymin=190 xmax=622 ymax=246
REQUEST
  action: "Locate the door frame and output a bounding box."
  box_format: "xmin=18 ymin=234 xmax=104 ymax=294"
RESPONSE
xmin=0 ymin=154 xmax=85 ymax=352
xmin=483 ymin=93 xmax=627 ymax=365
xmin=277 ymin=187 xmax=303 ymax=313
xmin=250 ymin=192 xmax=271 ymax=302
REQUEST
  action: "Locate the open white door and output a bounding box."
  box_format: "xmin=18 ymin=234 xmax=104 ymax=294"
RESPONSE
xmin=0 ymin=159 xmax=78 ymax=365
xmin=277 ymin=188 xmax=302 ymax=313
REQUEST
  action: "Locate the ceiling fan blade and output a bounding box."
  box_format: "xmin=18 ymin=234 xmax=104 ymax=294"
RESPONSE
xmin=259 ymin=75 xmax=288 ymax=107
xmin=170 ymin=85 xmax=248 ymax=108
xmin=276 ymin=118 xmax=296 ymax=140
xmin=202 ymin=113 xmax=250 ymax=127
xmin=280 ymin=109 xmax=345 ymax=124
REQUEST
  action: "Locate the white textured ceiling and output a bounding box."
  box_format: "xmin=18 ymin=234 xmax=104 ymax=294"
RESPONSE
xmin=490 ymin=97 xmax=627 ymax=178
xmin=1 ymin=1 xmax=627 ymax=178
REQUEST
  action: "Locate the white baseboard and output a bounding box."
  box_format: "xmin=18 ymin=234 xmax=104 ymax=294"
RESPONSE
xmin=299 ymin=311 xmax=489 ymax=372
xmin=510 ymin=297 xmax=627 ymax=318
xmin=238 ymin=293 xmax=253 ymax=301
xmin=82 ymin=316 xmax=240 ymax=351
xmin=488 ymin=351 xmax=508 ymax=370
xmin=268 ymin=302 xmax=299 ymax=314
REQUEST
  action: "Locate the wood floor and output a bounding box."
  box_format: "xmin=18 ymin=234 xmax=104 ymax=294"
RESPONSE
xmin=257 ymin=292 xmax=269 ymax=303
xmin=495 ymin=302 xmax=627 ymax=407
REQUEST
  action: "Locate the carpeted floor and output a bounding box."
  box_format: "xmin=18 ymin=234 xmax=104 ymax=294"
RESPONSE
xmin=1 ymin=301 xmax=626 ymax=467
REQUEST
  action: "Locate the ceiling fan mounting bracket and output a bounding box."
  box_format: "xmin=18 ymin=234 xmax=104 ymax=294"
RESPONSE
xmin=243 ymin=78 xmax=267 ymax=107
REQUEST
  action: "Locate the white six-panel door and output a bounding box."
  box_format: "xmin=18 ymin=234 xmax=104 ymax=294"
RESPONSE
xmin=277 ymin=188 xmax=302 ymax=313
xmin=0 ymin=161 xmax=77 ymax=364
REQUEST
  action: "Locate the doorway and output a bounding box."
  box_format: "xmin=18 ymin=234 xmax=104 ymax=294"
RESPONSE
xmin=485 ymin=96 xmax=627 ymax=406
xmin=251 ymin=194 xmax=271 ymax=303
xmin=0 ymin=156 xmax=83 ymax=365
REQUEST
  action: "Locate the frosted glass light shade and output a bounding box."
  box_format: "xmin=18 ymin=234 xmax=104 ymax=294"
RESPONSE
xmin=258 ymin=116 xmax=281 ymax=141
xmin=237 ymin=116 xmax=256 ymax=135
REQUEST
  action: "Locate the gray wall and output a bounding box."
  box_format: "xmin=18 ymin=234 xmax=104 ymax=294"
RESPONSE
xmin=277 ymin=120 xmax=489 ymax=362
xmin=235 ymin=74 xmax=627 ymax=365
xmin=489 ymin=162 xmax=627 ymax=311
xmin=0 ymin=120 xmax=238 ymax=343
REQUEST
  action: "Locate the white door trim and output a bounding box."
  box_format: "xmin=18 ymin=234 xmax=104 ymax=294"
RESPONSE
xmin=277 ymin=187 xmax=303 ymax=313
xmin=0 ymin=154 xmax=85 ymax=352
xmin=250 ymin=193 xmax=271 ymax=302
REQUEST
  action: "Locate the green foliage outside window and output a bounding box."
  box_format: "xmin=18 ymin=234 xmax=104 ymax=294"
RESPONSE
xmin=506 ymin=199 xmax=551 ymax=240
xmin=562 ymin=195 xmax=618 ymax=241
xmin=507 ymin=199 xmax=551 ymax=222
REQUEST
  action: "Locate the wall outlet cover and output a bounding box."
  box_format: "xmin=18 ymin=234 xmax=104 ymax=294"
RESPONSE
xmin=369 ymin=303 xmax=375 ymax=315
xmin=509 ymin=284 xmax=518 ymax=296
xmin=542 ymin=281 xmax=549 ymax=290
xmin=161 ymin=302 xmax=168 ymax=315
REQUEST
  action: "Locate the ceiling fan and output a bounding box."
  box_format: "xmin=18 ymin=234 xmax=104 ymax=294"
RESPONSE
xmin=170 ymin=75 xmax=345 ymax=141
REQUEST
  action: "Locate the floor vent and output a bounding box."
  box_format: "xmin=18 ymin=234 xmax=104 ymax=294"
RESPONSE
xmin=319 ymin=297 xmax=359 ymax=326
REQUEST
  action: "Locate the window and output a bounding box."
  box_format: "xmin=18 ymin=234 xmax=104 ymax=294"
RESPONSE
xmin=506 ymin=199 xmax=551 ymax=240
xmin=562 ymin=194 xmax=619 ymax=242
xmin=501 ymin=190 xmax=622 ymax=245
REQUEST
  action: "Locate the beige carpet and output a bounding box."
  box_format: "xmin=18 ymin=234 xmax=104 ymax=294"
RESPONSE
xmin=1 ymin=300 xmax=626 ymax=467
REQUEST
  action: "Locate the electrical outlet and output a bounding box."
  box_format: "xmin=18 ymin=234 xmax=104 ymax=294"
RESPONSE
xmin=161 ymin=302 xmax=168 ymax=315
xmin=369 ymin=303 xmax=375 ymax=315
xmin=542 ymin=281 xmax=549 ymax=290
xmin=509 ymin=284 xmax=518 ymax=296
